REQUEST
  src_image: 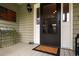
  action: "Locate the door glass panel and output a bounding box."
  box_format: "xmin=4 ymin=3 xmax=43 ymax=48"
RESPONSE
xmin=42 ymin=4 xmax=57 ymax=34
xmin=63 ymin=3 xmax=69 ymax=22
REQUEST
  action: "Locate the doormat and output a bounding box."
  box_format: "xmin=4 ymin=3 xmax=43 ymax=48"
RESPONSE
xmin=32 ymin=45 xmax=60 ymax=56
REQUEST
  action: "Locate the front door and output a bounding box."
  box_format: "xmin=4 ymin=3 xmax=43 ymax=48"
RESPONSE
xmin=40 ymin=3 xmax=61 ymax=48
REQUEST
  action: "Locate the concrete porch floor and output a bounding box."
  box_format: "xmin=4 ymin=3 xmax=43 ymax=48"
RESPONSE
xmin=0 ymin=42 xmax=75 ymax=56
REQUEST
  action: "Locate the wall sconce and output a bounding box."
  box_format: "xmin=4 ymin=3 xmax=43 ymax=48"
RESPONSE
xmin=27 ymin=4 xmax=32 ymax=13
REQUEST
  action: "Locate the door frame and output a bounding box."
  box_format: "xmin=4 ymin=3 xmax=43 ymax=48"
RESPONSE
xmin=34 ymin=4 xmax=40 ymax=44
xmin=34 ymin=3 xmax=73 ymax=49
xmin=61 ymin=3 xmax=73 ymax=49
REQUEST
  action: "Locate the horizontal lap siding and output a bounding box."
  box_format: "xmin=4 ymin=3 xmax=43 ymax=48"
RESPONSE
xmin=18 ymin=4 xmax=34 ymax=43
xmin=73 ymin=4 xmax=79 ymax=49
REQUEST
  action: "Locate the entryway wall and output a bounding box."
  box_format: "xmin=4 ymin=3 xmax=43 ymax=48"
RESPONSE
xmin=34 ymin=3 xmax=73 ymax=50
xmin=17 ymin=4 xmax=34 ymax=43
xmin=0 ymin=4 xmax=20 ymax=47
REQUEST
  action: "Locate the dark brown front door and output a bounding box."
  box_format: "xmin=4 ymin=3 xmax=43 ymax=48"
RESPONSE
xmin=40 ymin=3 xmax=61 ymax=48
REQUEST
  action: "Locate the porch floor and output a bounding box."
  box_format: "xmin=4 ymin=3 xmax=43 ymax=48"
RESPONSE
xmin=0 ymin=42 xmax=75 ymax=56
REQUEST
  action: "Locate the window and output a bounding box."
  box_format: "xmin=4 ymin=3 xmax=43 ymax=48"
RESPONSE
xmin=63 ymin=3 xmax=69 ymax=22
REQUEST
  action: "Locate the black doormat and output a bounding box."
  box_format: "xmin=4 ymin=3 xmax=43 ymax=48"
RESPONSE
xmin=32 ymin=45 xmax=60 ymax=56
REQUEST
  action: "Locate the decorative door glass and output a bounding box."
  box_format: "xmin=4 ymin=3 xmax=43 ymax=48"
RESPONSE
xmin=42 ymin=4 xmax=57 ymax=34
